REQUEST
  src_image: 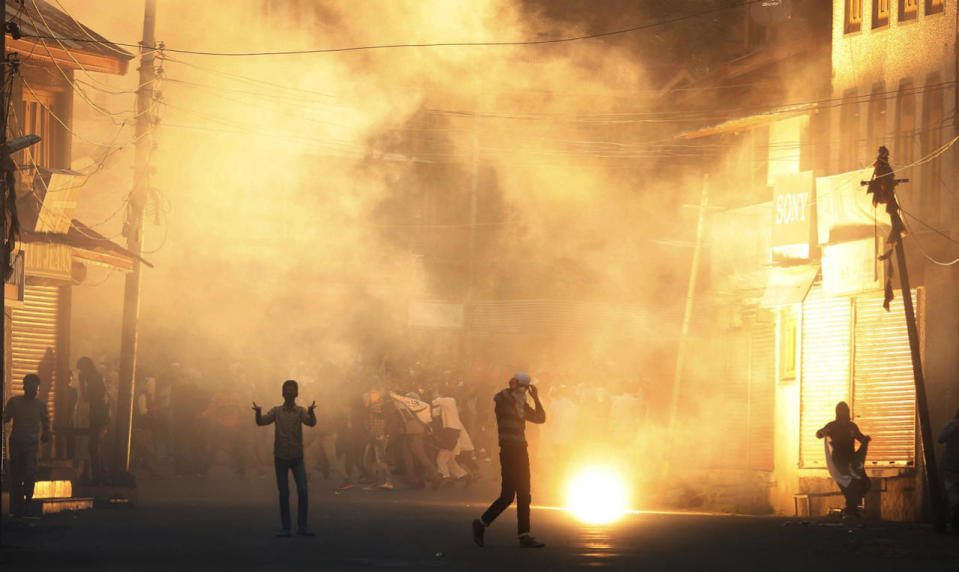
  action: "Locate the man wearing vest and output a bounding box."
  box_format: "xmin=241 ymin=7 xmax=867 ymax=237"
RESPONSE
xmin=472 ymin=372 xmax=546 ymax=548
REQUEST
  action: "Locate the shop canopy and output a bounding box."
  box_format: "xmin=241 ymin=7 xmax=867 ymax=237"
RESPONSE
xmin=760 ymin=264 xmax=819 ymax=307
xmin=22 ymin=219 xmax=152 ymax=273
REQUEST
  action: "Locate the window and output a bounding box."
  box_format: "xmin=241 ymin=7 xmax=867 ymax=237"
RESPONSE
xmin=926 ymin=0 xmax=945 ymax=15
xmin=846 ymin=0 xmax=863 ymax=33
xmin=839 ymin=89 xmax=860 ymax=171
xmin=873 ymin=0 xmax=890 ymax=27
xmin=895 ymin=81 xmax=915 ymax=167
xmin=921 ymin=77 xmax=943 ymax=223
xmin=900 ymin=0 xmax=918 ymax=20
xmin=867 ymin=84 xmax=886 ymax=155
xmin=15 ymin=92 xmax=56 ymax=172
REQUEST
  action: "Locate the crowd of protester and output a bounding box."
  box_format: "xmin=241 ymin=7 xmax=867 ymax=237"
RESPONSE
xmin=111 ymin=358 xmax=651 ymax=495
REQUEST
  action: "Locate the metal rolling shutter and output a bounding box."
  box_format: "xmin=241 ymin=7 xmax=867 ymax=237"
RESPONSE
xmin=800 ymin=286 xmax=852 ymax=467
xmin=715 ymin=329 xmax=749 ymax=468
xmin=10 ymin=284 xmax=59 ymax=425
xmin=748 ymin=320 xmax=776 ymax=470
xmin=852 ymin=290 xmax=919 ymax=467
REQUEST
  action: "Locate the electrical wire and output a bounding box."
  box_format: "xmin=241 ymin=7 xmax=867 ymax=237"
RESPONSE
xmin=901 ymin=217 xmax=959 ymax=266
xmin=22 ymin=1 xmax=765 ymax=57
xmin=898 ymin=205 xmax=959 ymax=246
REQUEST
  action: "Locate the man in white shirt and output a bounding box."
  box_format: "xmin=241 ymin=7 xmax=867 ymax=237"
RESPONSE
xmin=3 ymin=374 xmax=51 ymax=517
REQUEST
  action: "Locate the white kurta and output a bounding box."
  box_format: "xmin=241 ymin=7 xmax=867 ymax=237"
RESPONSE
xmin=431 ymin=397 xmax=474 ymax=454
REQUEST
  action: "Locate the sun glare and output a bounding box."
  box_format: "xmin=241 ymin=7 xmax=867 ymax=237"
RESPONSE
xmin=565 ymin=466 xmax=630 ymax=525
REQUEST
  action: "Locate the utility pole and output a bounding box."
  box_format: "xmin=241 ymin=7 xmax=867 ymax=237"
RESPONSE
xmin=667 ymin=175 xmax=709 ymax=448
xmin=463 ymin=68 xmax=481 ymax=364
xmin=0 ymin=0 xmax=7 ymax=518
xmin=114 ymin=0 xmax=156 ymax=475
xmin=894 ymin=240 xmax=947 ymax=531
xmin=862 ymin=160 xmax=946 ymax=531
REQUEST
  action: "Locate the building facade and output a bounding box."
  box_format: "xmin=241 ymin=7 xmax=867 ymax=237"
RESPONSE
xmin=680 ymin=0 xmax=959 ymax=519
xmin=2 ymin=0 xmax=135 ymax=479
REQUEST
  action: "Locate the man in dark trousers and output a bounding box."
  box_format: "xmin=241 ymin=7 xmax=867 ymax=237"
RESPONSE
xmin=3 ymin=374 xmax=51 ymax=517
xmin=77 ymin=357 xmax=108 ymax=480
xmin=253 ymin=380 xmax=317 ymax=537
xmin=473 ymin=372 xmax=546 ymax=548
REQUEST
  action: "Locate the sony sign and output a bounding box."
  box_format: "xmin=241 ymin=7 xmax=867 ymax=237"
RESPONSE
xmin=771 ymin=171 xmax=815 ymax=260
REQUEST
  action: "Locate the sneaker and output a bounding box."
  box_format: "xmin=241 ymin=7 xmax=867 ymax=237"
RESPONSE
xmin=297 ymin=528 xmax=316 ymax=537
xmin=472 ymin=519 xmax=485 ymax=547
xmin=378 ymin=481 xmax=394 ymax=490
xmin=519 ymin=534 xmax=545 ymax=548
xmin=337 ymin=481 xmax=355 ymax=491
xmin=275 ymin=530 xmax=292 ymax=538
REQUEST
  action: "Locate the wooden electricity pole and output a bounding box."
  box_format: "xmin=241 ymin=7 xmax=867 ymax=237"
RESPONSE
xmin=114 ymin=0 xmax=156 ymax=474
xmin=894 ymin=239 xmax=947 ymax=531
xmin=667 ymin=175 xmax=709 ymax=445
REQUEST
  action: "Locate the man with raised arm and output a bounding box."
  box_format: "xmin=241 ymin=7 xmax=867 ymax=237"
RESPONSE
xmin=253 ymin=379 xmax=317 ymax=537
xmin=472 ymin=372 xmax=546 ymax=548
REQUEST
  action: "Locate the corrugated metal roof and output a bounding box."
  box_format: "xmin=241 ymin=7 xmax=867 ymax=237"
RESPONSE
xmin=7 ymin=0 xmax=133 ymax=64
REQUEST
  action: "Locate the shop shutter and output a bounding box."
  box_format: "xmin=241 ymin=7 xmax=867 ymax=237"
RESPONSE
xmin=800 ymin=286 xmax=852 ymax=468
xmin=748 ymin=319 xmax=776 ymax=470
xmin=852 ymin=290 xmax=919 ymax=467
xmin=713 ymin=329 xmax=750 ymax=468
xmin=10 ymin=284 xmax=59 ymax=425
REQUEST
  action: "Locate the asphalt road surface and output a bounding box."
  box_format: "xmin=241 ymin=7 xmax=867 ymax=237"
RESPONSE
xmin=2 ymin=474 xmax=958 ymax=571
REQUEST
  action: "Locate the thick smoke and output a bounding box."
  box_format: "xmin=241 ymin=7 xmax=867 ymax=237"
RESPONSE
xmin=59 ymin=0 xmax=693 ymax=378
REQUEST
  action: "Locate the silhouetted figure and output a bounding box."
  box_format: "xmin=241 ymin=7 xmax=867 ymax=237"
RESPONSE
xmin=817 ymin=401 xmax=871 ymax=518
xmin=77 ymin=357 xmax=108 ymax=481
xmin=363 ymin=387 xmax=394 ymax=490
xmin=473 ymin=372 xmax=547 ymax=548
xmin=938 ymin=408 xmax=959 ymax=530
xmin=866 ymin=146 xmax=909 ymax=310
xmin=3 ymin=374 xmax=51 ymax=517
xmin=253 ymin=380 xmax=317 ymax=537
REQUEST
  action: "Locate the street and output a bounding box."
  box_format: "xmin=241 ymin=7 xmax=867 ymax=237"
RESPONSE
xmin=2 ymin=475 xmax=958 ymax=571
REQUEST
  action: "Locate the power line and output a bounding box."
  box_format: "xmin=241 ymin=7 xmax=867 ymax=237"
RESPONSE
xmin=899 ymin=205 xmax=959 ymax=246
xmin=21 ymin=1 xmax=763 ymax=57
xmin=901 ymin=217 xmax=959 ymax=266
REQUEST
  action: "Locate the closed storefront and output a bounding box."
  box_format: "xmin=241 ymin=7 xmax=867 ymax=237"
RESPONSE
xmin=748 ymin=320 xmax=776 ymax=470
xmin=799 ymin=284 xmax=921 ymax=469
xmin=800 ymin=286 xmax=852 ymax=467
xmin=707 ymin=316 xmax=776 ymax=471
xmin=852 ymin=291 xmax=919 ymax=468
xmin=10 ymin=284 xmax=61 ymax=425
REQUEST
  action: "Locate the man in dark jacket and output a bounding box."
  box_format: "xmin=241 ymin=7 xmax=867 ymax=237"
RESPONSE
xmin=473 ymin=372 xmax=546 ymax=548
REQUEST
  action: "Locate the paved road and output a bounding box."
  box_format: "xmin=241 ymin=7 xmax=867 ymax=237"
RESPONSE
xmin=2 ymin=475 xmax=958 ymax=570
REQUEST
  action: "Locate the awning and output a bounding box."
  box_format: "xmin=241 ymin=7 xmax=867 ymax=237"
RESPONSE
xmin=680 ymin=102 xmax=819 ymax=140
xmin=21 ymin=219 xmax=153 ymax=273
xmin=760 ymin=264 xmax=819 ymax=307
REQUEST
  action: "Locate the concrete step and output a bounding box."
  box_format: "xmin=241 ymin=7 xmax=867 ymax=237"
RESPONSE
xmin=39 ymin=497 xmax=94 ymax=515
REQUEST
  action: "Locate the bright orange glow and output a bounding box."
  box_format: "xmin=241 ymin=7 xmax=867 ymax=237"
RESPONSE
xmin=565 ymin=466 xmax=629 ymax=525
